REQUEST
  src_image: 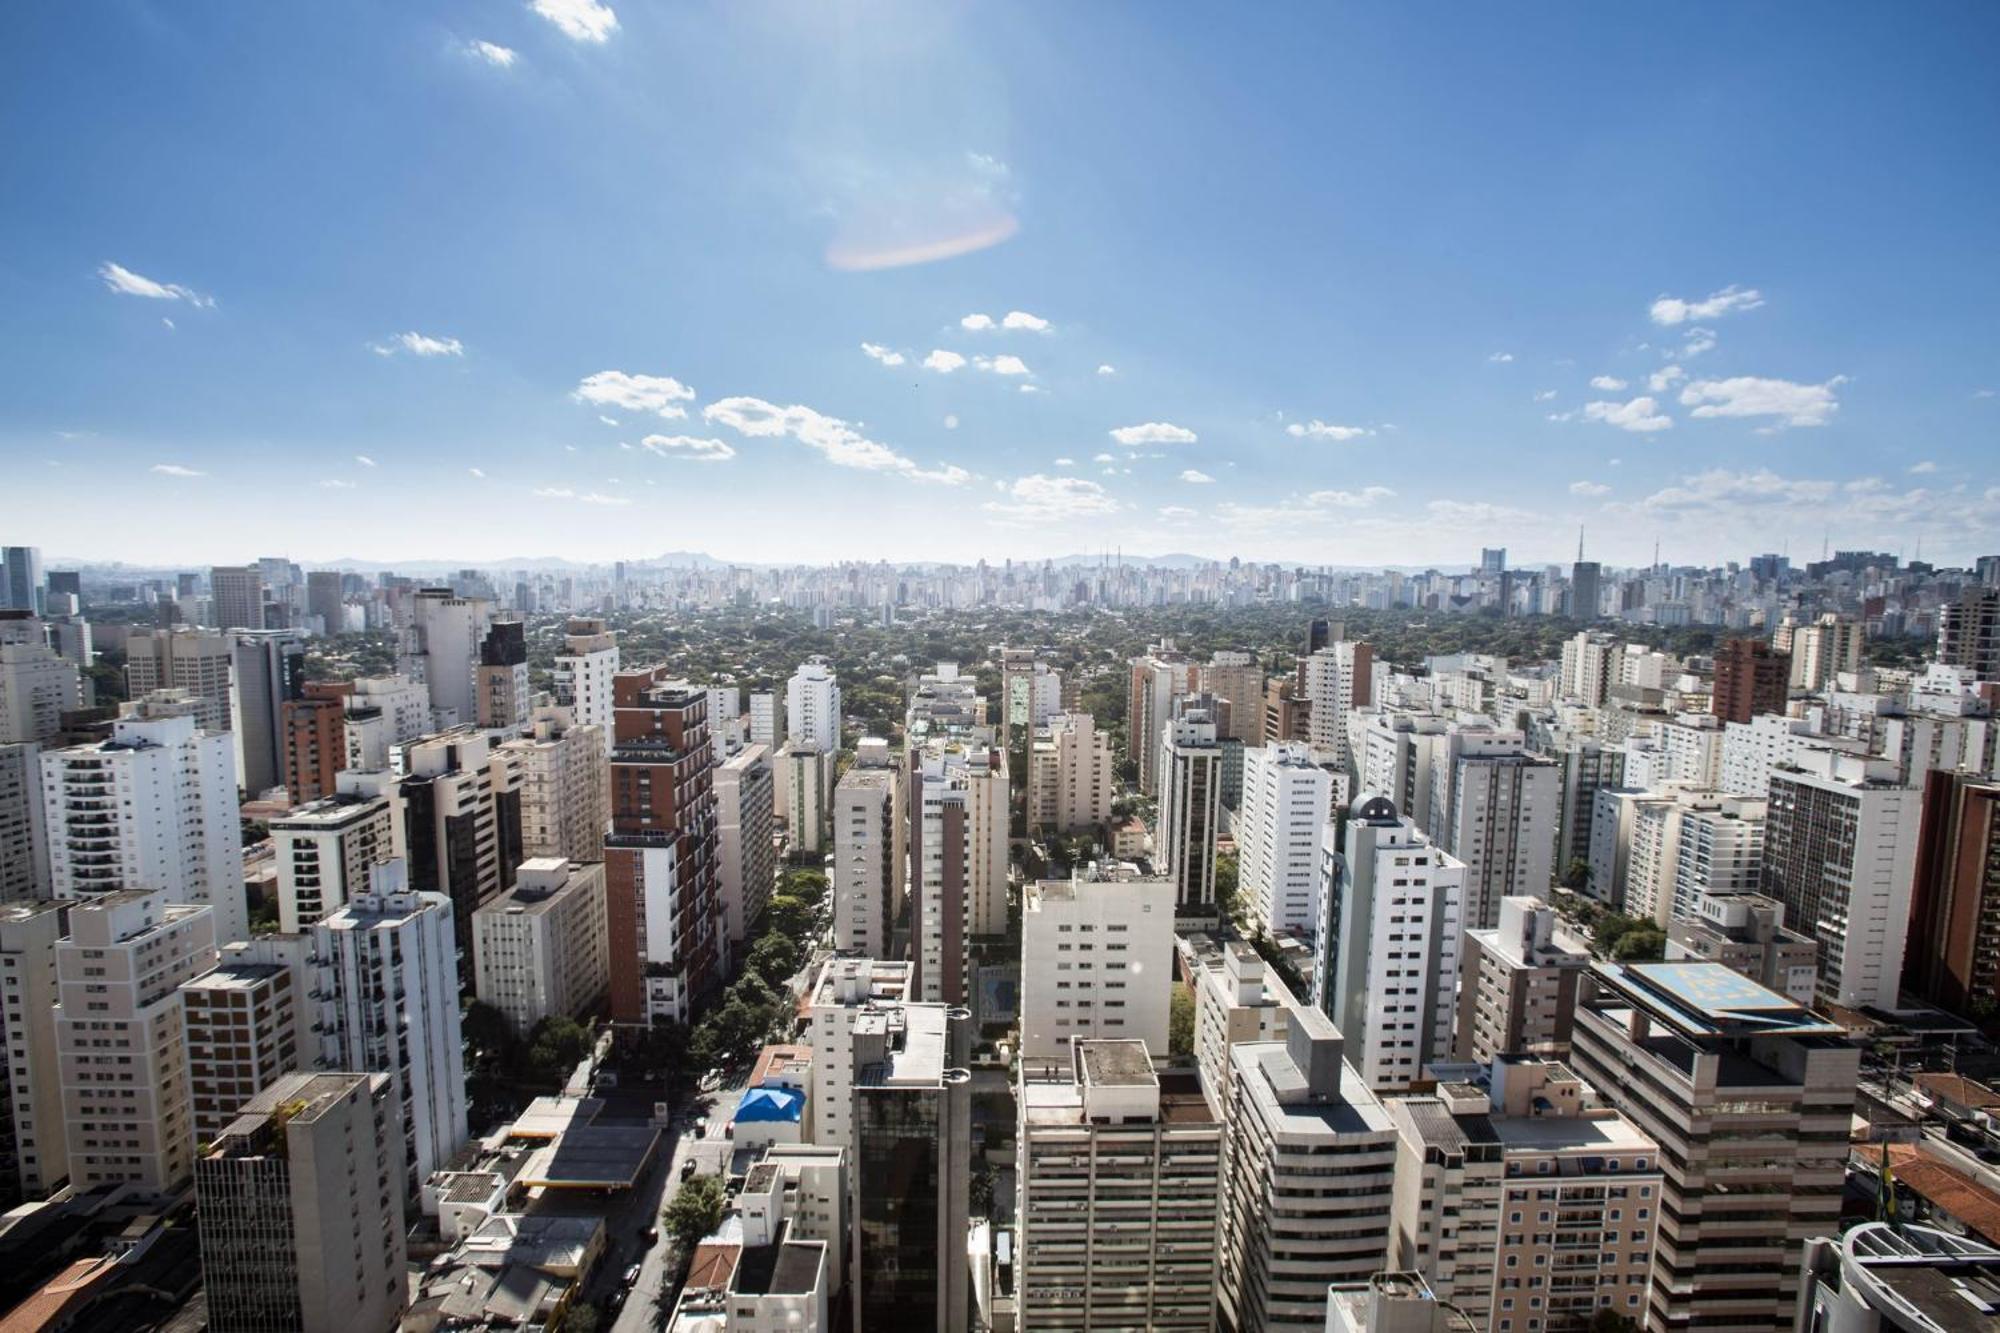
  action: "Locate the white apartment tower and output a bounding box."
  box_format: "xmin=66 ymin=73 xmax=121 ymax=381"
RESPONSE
xmin=497 ymin=705 xmax=609 ymax=863
xmin=55 ymin=889 xmax=219 ymax=1192
xmin=1237 ymin=742 xmax=1340 ymax=936
xmin=1019 ymin=867 xmax=1174 ymax=1062
xmin=1026 ymin=711 xmax=1116 ymax=835
xmin=0 ymin=612 xmax=83 ymax=744
xmin=715 ymin=741 xmax=777 ymax=950
xmin=398 ymin=588 xmax=490 ymax=729
xmin=1426 ymin=723 xmax=1557 ymax=931
xmin=787 ymin=655 xmax=842 ymax=754
xmin=833 ymin=749 xmax=898 ymax=956
xmin=551 ymin=616 xmax=618 ymax=756
xmin=309 ymin=861 xmax=469 ymax=1196
xmin=1304 ymin=641 xmax=1375 ymax=772
xmin=804 ymin=957 xmax=914 ymax=1157
xmin=40 ymin=709 xmax=249 ymax=944
xmin=470 ymin=857 xmax=610 ymax=1037
xmin=0 ymin=903 xmax=68 ymax=1202
xmin=1317 ymin=795 xmax=1466 ymax=1092
xmin=340 ymin=674 xmax=432 ymax=770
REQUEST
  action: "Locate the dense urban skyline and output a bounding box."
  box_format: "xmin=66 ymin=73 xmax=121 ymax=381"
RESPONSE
xmin=6 ymin=5 xmax=1999 ymax=566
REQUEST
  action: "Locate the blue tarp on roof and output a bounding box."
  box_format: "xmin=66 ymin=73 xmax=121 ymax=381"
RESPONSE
xmin=735 ymin=1086 xmax=804 ymax=1124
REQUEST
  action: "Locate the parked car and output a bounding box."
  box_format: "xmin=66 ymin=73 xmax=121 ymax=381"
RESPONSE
xmin=681 ymin=1158 xmax=697 ymax=1180
xmin=622 ymin=1263 xmax=643 ymax=1287
xmin=643 ymin=1225 xmax=660 ymax=1245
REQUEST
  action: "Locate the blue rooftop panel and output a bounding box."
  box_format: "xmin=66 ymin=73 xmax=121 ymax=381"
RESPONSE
xmin=735 ymin=1086 xmax=805 ymax=1124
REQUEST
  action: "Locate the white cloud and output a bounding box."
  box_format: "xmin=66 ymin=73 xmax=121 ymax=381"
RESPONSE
xmin=1091 ymin=452 xmax=1117 ymax=463
xmin=1096 ymin=364 xmax=1116 ymax=377
xmin=1647 ymin=365 xmax=1687 ymax=394
xmin=984 ymin=474 xmax=1120 ymax=523
xmin=1427 ymin=499 xmax=1539 ymax=525
xmin=944 ymin=415 xmax=960 ymax=430
xmin=1909 ymin=460 xmax=1938 ymax=474
xmin=979 ymin=354 xmax=1029 ymax=376
xmin=1650 ymin=285 xmax=1763 ymax=326
xmin=1589 ymin=375 xmax=1628 ymax=391
xmin=860 ymin=342 xmax=906 ymax=367
xmin=469 ymin=467 xmax=487 ymax=478
xmin=641 ymin=434 xmax=736 ymax=463
xmin=1053 ymin=457 xmax=1075 ymax=467
xmin=1678 ymin=375 xmax=1845 ymax=429
xmin=1583 ymin=395 xmax=1673 ymax=433
xmin=531 ymin=0 xmax=617 ymax=42
xmin=922 ymin=349 xmax=968 ymax=373
xmin=1547 ymin=411 xmax=1576 ymax=423
xmin=1488 ymin=352 xmax=1514 ymax=363
xmin=1109 ymin=421 xmax=1196 ymax=446
xmin=960 ymin=314 xmax=995 ymax=331
xmin=596 ymin=415 xmax=620 ymax=427
xmin=1002 ymin=311 xmax=1049 ymax=331
xmin=702 ymin=396 xmax=970 ymax=484
xmin=469 ymin=39 xmax=518 ymax=67
xmin=534 ymin=486 xmax=631 ymax=505
xmin=374 ymin=330 xmax=464 ymax=357
xmin=1679 ymin=327 xmax=1717 ymax=358
xmin=1180 ymin=469 xmax=1215 ymax=484
xmin=355 ymin=454 xmax=377 ymax=467
xmin=98 ymin=261 xmax=213 ymax=307
xmin=1533 ymin=389 xmax=1557 ymax=402
xmin=1975 ymin=388 xmax=1996 ymax=400
xmin=1158 ymin=505 xmax=1198 ymax=521
xmin=1017 ymin=383 xmax=1044 ymax=395
xmin=1306 ymin=487 xmax=1394 ymax=508
xmin=1569 ymin=480 xmax=1612 ymax=498
xmin=150 ymin=463 xmax=205 ymax=477
xmin=319 ymin=479 xmax=357 ymax=490
xmin=573 ymin=370 xmax=694 ymax=418
xmin=161 ymin=317 xmax=174 ymax=331
xmin=1286 ymin=420 xmax=1372 ymax=442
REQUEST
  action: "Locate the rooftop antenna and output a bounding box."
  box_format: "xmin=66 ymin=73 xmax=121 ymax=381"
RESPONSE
xmin=1653 ymin=537 xmax=1660 ymax=571
xmin=1576 ymin=525 xmax=1585 ymax=563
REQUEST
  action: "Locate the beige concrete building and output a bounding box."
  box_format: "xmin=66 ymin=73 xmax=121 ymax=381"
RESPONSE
xmin=832 ymin=755 xmax=897 ymax=957
xmin=1189 ymin=934 xmax=1299 ymax=1117
xmin=1016 ymin=1040 xmax=1221 ymax=1330
xmin=1027 ymin=711 xmax=1116 ymax=835
xmin=1455 ymin=896 xmax=1591 ymax=1066
xmin=120 ymin=625 xmax=231 ymax=734
xmin=55 ymin=889 xmax=219 ymax=1193
xmin=196 ymin=1071 xmax=408 ymax=1333
xmin=1020 ymin=866 xmax=1173 ymax=1063
xmin=180 ymin=935 xmax=310 ymax=1144
xmin=715 ymin=740 xmax=776 ymax=952
xmin=497 ymin=706 xmax=608 ymax=863
xmin=1202 ymin=650 xmax=1266 ymax=746
xmin=269 ymin=778 xmax=397 ymax=932
xmin=0 ymin=902 xmax=68 ymax=1202
xmin=804 ymin=957 xmax=913 ymax=1157
xmin=470 ymin=857 xmax=609 ymax=1036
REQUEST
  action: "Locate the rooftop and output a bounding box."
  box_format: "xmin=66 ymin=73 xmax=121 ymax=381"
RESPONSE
xmin=1600 ymin=960 xmax=1847 ymax=1038
xmin=1077 ymin=1039 xmax=1156 ymax=1088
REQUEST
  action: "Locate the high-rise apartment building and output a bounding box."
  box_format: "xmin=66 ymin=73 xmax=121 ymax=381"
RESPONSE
xmin=832 ymin=746 xmax=897 ymax=957
xmin=1190 ymin=936 xmax=1300 ymax=1119
xmin=1015 ymin=1040 xmax=1221 ymax=1329
xmin=269 ymin=776 xmax=397 ymax=932
xmin=0 ymin=612 xmax=83 ymax=744
xmin=305 ymin=568 xmax=345 ymax=634
xmin=309 ymin=862 xmax=467 ymax=1196
xmin=749 ymin=690 xmax=781 ymax=749
xmin=1202 ymin=650 xmax=1266 ymax=745
xmin=497 ymin=706 xmax=608 ymax=864
xmin=715 ymin=740 xmax=776 ymax=951
xmin=779 ymin=740 xmax=834 ymax=854
xmin=0 ymin=547 xmax=44 ymax=617
xmin=0 ymin=903 xmax=67 ymax=1204
xmin=1938 ymin=587 xmax=2000 ymax=682
xmin=1019 ymin=866 xmax=1173 ymax=1062
xmin=1216 ymin=1008 xmax=1398 ymax=1332
xmin=604 ymin=668 xmax=722 ymax=1026
xmin=786 ymin=655 xmax=841 ymax=754
xmin=1711 ymin=637 xmax=1790 ymax=724
xmin=1558 ymin=631 xmax=1619 ymax=707
xmin=280 ymin=683 xmax=347 ymax=804
xmin=179 ymin=935 xmax=309 ymax=1143
xmin=470 ymin=857 xmax=609 ymax=1036
xmin=907 ymin=735 xmax=1008 ymax=1002
xmin=397 ymin=588 xmax=490 ymax=729
xmin=195 ymin=1071 xmax=407 ymax=1333
xmin=1787 ymin=613 xmax=1866 ymax=692
xmin=1318 ymin=795 xmax=1466 ymax=1091
xmin=1454 ymin=895 xmax=1590 ymax=1065
xmin=1157 ymin=701 xmax=1221 ymax=915
xmin=0 ymin=742 xmax=50 ymax=902
xmin=40 ymin=709 xmax=249 ymax=944
xmin=1569 ymin=961 xmax=1856 ymax=1333
xmin=231 ymin=628 xmax=307 ymax=797
xmin=552 ymin=617 xmax=619 ymax=756
xmin=397 ymin=726 xmax=524 ymax=957
xmin=473 ymin=620 xmax=530 ymax=732
xmin=122 ymin=625 xmax=234 ymax=734
xmin=1304 ymin=641 xmax=1374 ymax=771
xmin=1128 ymin=646 xmax=1198 ymax=797
xmin=1237 ymin=742 xmax=1341 ymax=937
xmin=1425 ymin=723 xmax=1557 ymax=931
xmin=1549 ymin=731 xmax=1625 ymax=887
xmin=340 ymin=674 xmax=432 ymax=770
xmin=210 ymin=564 xmax=266 ymax=632
xmin=1622 ymin=789 xmax=1767 ymax=928
xmin=850 ymin=1000 xmax=971 ymax=1333
xmin=1904 ymin=770 xmax=2000 ymax=1015
xmin=805 ymin=957 xmax=914 ymax=1157
xmin=55 ymin=889 xmax=219 ymax=1192
xmin=1761 ymin=750 xmax=1918 ymax=1010
xmin=1026 ymin=711 xmax=1116 ymax=835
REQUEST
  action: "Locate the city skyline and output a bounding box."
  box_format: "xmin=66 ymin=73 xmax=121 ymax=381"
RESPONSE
xmin=6 ymin=5 xmax=1999 ymax=566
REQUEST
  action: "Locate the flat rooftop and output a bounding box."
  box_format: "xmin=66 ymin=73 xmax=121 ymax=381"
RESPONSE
xmin=1077 ymin=1039 xmax=1156 ymax=1088
xmin=181 ymin=962 xmax=285 ymax=992
xmin=1604 ymin=961 xmax=1847 ymax=1038
xmin=517 ymin=1124 xmax=661 ymax=1190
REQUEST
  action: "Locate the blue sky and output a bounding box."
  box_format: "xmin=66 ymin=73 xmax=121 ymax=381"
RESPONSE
xmin=4 ymin=2 xmax=1998 ymax=568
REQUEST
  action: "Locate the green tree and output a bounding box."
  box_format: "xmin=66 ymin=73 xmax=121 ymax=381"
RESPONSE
xmin=1563 ymin=857 xmax=1591 ymax=891
xmin=747 ymin=931 xmax=806 ymax=990
xmin=563 ymin=1304 xmax=601 ymax=1333
xmin=1168 ymin=986 xmax=1196 ymax=1060
xmin=525 ymin=1015 xmax=593 ymax=1084
xmin=462 ymin=1000 xmax=516 ymax=1070
xmin=761 ymin=893 xmax=815 ymax=941
xmin=663 ymin=1174 xmax=726 ymax=1250
xmin=970 ymin=1163 xmax=998 ymax=1217
xmin=1611 ymin=924 xmax=1666 ymax=962
xmin=1213 ymin=852 xmax=1241 ymax=925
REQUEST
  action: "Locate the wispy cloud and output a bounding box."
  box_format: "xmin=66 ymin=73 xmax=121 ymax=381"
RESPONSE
xmin=534 ymin=486 xmax=631 ymax=505
xmin=1488 ymin=351 xmax=1514 ymax=363
xmin=468 ymin=39 xmax=517 ymax=67
xmin=355 ymin=454 xmax=377 ymax=467
xmin=861 ymin=342 xmax=906 ymax=367
xmin=99 ymin=261 xmax=213 ymax=308
xmin=1569 ymin=480 xmax=1612 ymax=497
xmin=1647 ymin=365 xmax=1687 ymax=394
xmin=961 ymin=310 xmax=1050 ymax=333
xmin=984 ymin=474 xmax=1120 ymax=523
xmin=1286 ymin=419 xmax=1372 ymax=442
xmin=1096 ymin=364 xmax=1116 ymax=377
xmin=319 ymin=479 xmax=357 ymax=489
xmin=1589 ymin=375 xmax=1628 ymax=391
xmin=1583 ymin=395 xmax=1673 ymax=433
xmin=531 ymin=0 xmax=617 ymax=42
xmin=703 ymin=396 xmax=969 ymax=484
xmin=641 ymin=434 xmax=735 ymax=462
xmin=1533 ymin=389 xmax=1557 ymax=402
xmin=1158 ymin=505 xmax=1199 ymax=521
xmin=1909 ymin=460 xmax=1938 ymax=474
xmin=150 ymin=463 xmax=205 ymax=477
xmin=468 ymin=467 xmax=487 ymax=478
xmin=573 ymin=370 xmax=694 ymax=418
xmin=1109 ymin=421 xmax=1196 ymax=446
xmin=371 ymin=330 xmax=464 ymax=357
xmin=1180 ymin=469 xmax=1215 ymax=484
xmin=1309 ymin=487 xmax=1395 ymax=508
xmin=1679 ymin=375 xmax=1844 ymax=429
xmin=1649 ymin=285 xmax=1763 ymax=326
